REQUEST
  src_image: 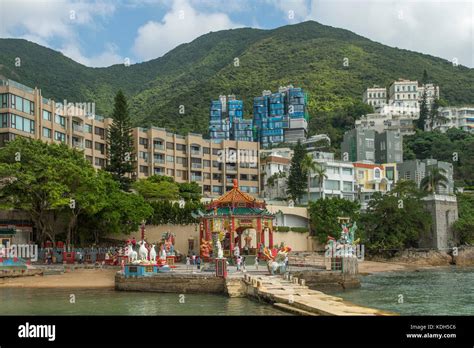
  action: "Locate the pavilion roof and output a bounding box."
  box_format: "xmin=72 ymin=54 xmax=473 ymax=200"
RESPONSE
xmin=201 ymin=207 xmax=273 ymax=217
xmin=207 ymin=179 xmax=266 ymax=210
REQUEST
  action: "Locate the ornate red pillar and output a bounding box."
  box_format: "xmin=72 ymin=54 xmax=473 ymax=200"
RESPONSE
xmin=230 ymin=216 xmax=235 ymax=252
xmin=269 ymin=227 xmax=273 ymax=249
xmin=257 ymin=217 xmax=263 ymax=247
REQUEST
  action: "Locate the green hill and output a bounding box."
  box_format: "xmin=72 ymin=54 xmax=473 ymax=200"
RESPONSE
xmin=1 ymin=21 xmax=473 ymax=139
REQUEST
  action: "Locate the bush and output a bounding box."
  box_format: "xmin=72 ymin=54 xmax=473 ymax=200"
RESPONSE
xmin=291 ymin=227 xmax=309 ymax=233
xmin=275 ymin=226 xmax=290 ymax=232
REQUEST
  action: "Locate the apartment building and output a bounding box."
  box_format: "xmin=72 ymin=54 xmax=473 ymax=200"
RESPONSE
xmin=363 ymin=86 xmax=387 ymax=110
xmin=303 ymin=154 xmax=356 ymax=203
xmin=432 ymin=106 xmax=474 ymax=133
xmin=389 ymin=79 xmax=419 ymax=108
xmin=133 ymin=127 xmax=260 ymax=197
xmin=0 ymin=79 xmax=111 ymax=170
xmin=397 ymin=159 xmax=454 ymax=194
xmin=341 ymin=129 xmax=403 ymax=164
xmin=417 ymin=83 xmax=440 ymax=107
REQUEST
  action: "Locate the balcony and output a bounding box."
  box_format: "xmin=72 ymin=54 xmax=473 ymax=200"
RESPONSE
xmin=72 ymin=141 xmax=84 ymax=149
xmin=191 ymin=175 xmax=202 ymax=182
xmin=226 ymin=165 xmax=237 ymax=172
xmin=154 ymin=144 xmax=165 ymax=151
xmin=73 ymin=124 xmax=83 ymax=133
xmin=191 ymin=149 xmax=201 ymax=156
xmin=154 ymin=158 xmax=165 ymax=164
xmin=191 ymin=163 xmax=202 ymax=169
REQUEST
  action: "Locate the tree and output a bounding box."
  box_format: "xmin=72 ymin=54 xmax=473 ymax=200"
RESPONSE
xmin=301 ymin=154 xmax=318 ymax=204
xmin=286 ymin=140 xmax=307 ymax=203
xmin=420 ymin=167 xmax=449 ymax=194
xmin=417 ymin=89 xmax=429 ymax=130
xmin=133 ymin=176 xmax=179 ymax=201
xmin=309 ymin=197 xmax=360 ymax=244
xmin=453 ymin=193 xmax=474 ymax=244
xmin=77 ymin=174 xmax=153 ymax=244
xmin=313 ymin=164 xmax=328 ymax=200
xmin=0 ymin=138 xmax=87 ymax=243
xmin=422 ymin=69 xmax=429 ymax=84
xmin=359 ymin=180 xmax=431 ymax=253
xmin=178 ymin=182 xmax=202 ymax=202
xmin=107 ymin=90 xmax=135 ymax=190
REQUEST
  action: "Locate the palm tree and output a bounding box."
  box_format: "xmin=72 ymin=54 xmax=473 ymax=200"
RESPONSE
xmin=420 ymin=167 xmax=449 ymax=194
xmin=301 ymin=154 xmax=319 ymax=204
xmin=313 ymin=164 xmax=328 ymax=200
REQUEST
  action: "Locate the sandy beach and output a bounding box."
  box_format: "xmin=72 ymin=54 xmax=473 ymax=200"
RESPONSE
xmin=0 ymin=260 xmax=445 ymax=289
xmin=0 ymin=268 xmax=117 ymax=289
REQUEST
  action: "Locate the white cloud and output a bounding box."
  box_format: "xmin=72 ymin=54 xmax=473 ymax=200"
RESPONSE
xmin=132 ymin=0 xmax=243 ymax=61
xmin=301 ymin=0 xmax=474 ymax=68
xmin=0 ymin=0 xmax=121 ymax=67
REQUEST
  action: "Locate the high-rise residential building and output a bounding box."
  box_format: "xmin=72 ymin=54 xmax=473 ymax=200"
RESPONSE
xmin=260 ymin=151 xmax=291 ymax=200
xmin=0 ymin=79 xmax=111 ymax=170
xmin=341 ymin=129 xmax=403 ymax=164
xmin=397 ymin=159 xmax=454 ymax=195
xmin=253 ymin=85 xmax=308 ymax=148
xmin=0 ymin=79 xmax=261 ymax=198
xmin=363 ymin=85 xmax=387 ymax=110
xmin=133 ymin=127 xmax=260 ymax=197
xmin=432 ymin=106 xmax=474 ymax=133
xmin=209 ymin=95 xmax=254 ymax=142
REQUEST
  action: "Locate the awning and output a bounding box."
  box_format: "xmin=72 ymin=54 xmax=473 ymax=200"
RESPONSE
xmin=0 ymin=228 xmax=16 ymax=235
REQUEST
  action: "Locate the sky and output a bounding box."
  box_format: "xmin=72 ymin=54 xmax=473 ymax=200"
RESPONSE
xmin=0 ymin=0 xmax=473 ymax=68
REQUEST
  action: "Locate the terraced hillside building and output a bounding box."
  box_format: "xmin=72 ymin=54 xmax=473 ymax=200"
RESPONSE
xmin=0 ymin=79 xmax=111 ymax=170
xmin=133 ymin=127 xmax=260 ymax=197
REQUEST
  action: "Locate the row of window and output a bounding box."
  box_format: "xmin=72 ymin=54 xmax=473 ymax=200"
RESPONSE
xmin=0 ymin=93 xmax=35 ymax=115
xmin=395 ymin=85 xmax=417 ymax=92
xmin=0 ymin=113 xmax=35 ymax=134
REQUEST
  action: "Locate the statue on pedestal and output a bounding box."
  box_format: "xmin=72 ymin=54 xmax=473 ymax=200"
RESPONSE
xmin=217 ymin=240 xmax=224 ymax=259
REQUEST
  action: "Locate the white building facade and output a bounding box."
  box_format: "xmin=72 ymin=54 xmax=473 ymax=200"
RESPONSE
xmin=432 ymin=106 xmax=474 ymax=133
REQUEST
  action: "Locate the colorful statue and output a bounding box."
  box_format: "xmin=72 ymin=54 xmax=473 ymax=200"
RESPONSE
xmin=200 ymin=239 xmax=212 ymax=258
xmin=326 ymin=221 xmax=360 ymax=258
xmin=262 ymin=245 xmax=292 ymax=275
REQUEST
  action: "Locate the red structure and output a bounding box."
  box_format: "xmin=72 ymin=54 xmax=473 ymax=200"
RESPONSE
xmin=199 ymin=179 xmax=274 ymax=258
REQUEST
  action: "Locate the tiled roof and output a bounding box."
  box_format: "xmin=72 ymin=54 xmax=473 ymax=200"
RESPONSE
xmin=208 ymin=179 xmax=265 ymax=209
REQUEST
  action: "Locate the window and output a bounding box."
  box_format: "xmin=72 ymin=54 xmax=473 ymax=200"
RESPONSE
xmin=176 ymin=144 xmax=186 ymax=153
xmin=42 ymin=110 xmax=51 ymax=121
xmin=203 ymin=147 xmax=210 ymax=154
xmin=139 ymin=137 xmax=148 ymax=147
xmin=251 ymin=175 xmax=258 ymax=181
xmin=404 ymin=171 xmax=411 ymax=180
xmin=167 ymin=169 xmax=174 ymax=176
xmin=95 ymin=142 xmax=105 ymax=154
xmin=1 ymin=94 xmax=8 ymax=108
xmin=10 ymin=114 xmax=35 ymax=133
xmin=95 ymin=158 xmax=106 ymax=168
xmin=374 ymin=168 xmax=381 ymax=179
xmin=365 ymin=139 xmax=374 ymax=148
xmin=240 ymin=174 xmax=249 ymax=181
xmin=85 ymin=155 xmax=93 ymax=164
xmin=212 ymin=148 xmax=220 ymax=155
xmin=326 ymin=166 xmax=339 ymax=175
xmin=85 ymin=140 xmax=92 ymax=149
xmin=55 ymin=114 xmax=66 ymax=127
xmin=94 ymin=127 xmax=105 ymax=139
xmin=204 ymin=173 xmax=211 ymax=180
xmin=139 ymin=166 xmax=148 ymax=173
xmin=84 ymin=124 xmax=93 ymax=133
xmin=0 ymin=113 xmax=8 ymax=128
xmin=166 ymin=142 xmax=174 ymax=150
xmin=385 ymin=167 xmax=395 ymax=180
xmin=342 ymin=167 xmax=352 ymax=176
xmin=139 ymin=151 xmax=148 ymax=161
xmin=166 ymin=155 xmax=174 ymax=163
xmin=343 ymin=181 xmax=353 ymax=191
xmin=365 ymin=151 xmax=375 ymax=161
xmin=325 ymin=180 xmax=340 ymax=190
xmin=176 ymin=157 xmax=187 ymax=166
xmin=203 ymin=160 xmax=210 ymax=167
xmin=42 ymin=127 xmax=51 ymax=138
xmin=358 ymin=170 xmax=365 ymax=179
xmin=54 ymin=131 xmax=66 ymax=142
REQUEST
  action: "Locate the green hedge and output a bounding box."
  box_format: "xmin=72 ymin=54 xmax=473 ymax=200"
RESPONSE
xmin=275 ymin=226 xmax=309 ymax=233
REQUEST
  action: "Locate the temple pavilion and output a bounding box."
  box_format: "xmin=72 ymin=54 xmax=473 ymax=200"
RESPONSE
xmin=199 ymin=180 xmax=274 ymax=257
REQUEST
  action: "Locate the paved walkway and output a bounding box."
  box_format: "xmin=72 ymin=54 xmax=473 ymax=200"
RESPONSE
xmin=243 ymin=274 xmax=396 ymax=316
